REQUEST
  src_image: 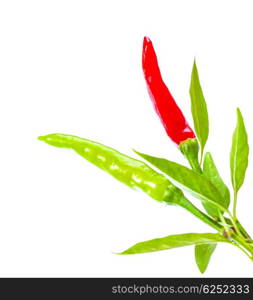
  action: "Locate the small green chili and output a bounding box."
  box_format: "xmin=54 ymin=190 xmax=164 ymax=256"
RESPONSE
xmin=39 ymin=133 xmax=181 ymax=204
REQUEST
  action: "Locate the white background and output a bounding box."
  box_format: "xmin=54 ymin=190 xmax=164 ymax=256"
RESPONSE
xmin=1 ymin=0 xmax=253 ymax=277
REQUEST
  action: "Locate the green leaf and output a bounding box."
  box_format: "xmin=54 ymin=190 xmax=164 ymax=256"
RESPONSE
xmin=135 ymin=151 xmax=227 ymax=216
xmin=38 ymin=133 xmax=183 ymax=204
xmin=230 ymin=108 xmax=249 ymax=194
xmin=195 ymin=243 xmax=217 ymax=273
xmin=202 ymin=152 xmax=230 ymax=216
xmin=119 ymin=233 xmax=228 ymax=255
xmin=196 ymin=153 xmax=229 ymax=264
xmin=190 ymin=61 xmax=209 ymax=159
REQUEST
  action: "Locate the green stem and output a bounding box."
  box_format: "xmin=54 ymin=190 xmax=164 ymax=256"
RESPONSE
xmin=179 ymin=137 xmax=253 ymax=260
xmin=190 ymin=193 xmax=244 ymax=239
xmin=179 ymin=138 xmax=202 ymax=173
xmin=181 ymin=192 xmax=247 ymax=241
xmin=180 ymin=197 xmax=253 ymax=260
xmin=199 ymin=196 xmax=228 ymax=215
xmin=232 ymin=235 xmax=253 ymax=258
xmin=199 ymin=148 xmax=204 ymax=166
xmin=236 ymin=220 xmax=252 ymax=240
xmin=219 ymin=212 xmax=230 ymax=238
xmin=226 ymin=210 xmax=244 ymax=239
xmin=233 ymin=190 xmax=238 ymax=219
xmin=179 ymin=196 xmax=253 ymax=260
xmin=231 ymin=240 xmax=253 ymax=260
xmin=178 ymin=196 xmax=222 ymax=232
xmin=187 ymin=156 xmax=202 ymax=173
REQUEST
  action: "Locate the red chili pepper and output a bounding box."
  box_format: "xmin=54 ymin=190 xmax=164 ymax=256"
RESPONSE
xmin=142 ymin=36 xmax=195 ymax=145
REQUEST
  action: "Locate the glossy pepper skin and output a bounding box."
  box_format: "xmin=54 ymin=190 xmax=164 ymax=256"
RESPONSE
xmin=142 ymin=37 xmax=195 ymax=145
xmin=39 ymin=133 xmax=220 ymax=230
xmin=38 ymin=133 xmax=182 ymax=203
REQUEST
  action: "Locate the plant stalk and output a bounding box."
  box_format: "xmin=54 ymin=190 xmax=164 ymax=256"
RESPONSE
xmin=178 ymin=196 xmax=222 ymax=232
xmin=233 ymin=190 xmax=238 ymax=219
xmin=232 ymin=234 xmax=253 ymax=259
xmin=236 ymin=220 xmax=252 ymax=240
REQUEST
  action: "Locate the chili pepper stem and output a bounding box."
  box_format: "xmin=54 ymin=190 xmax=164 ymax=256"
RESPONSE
xmin=186 ymin=156 xmax=202 ymax=173
xmin=180 ymin=196 xmax=253 ymax=260
xmin=178 ymin=196 xmax=222 ymax=232
xmin=179 ymin=138 xmax=202 ymax=173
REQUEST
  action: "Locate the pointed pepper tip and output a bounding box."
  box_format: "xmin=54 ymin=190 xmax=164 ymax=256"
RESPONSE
xmin=38 ymin=135 xmax=46 ymax=142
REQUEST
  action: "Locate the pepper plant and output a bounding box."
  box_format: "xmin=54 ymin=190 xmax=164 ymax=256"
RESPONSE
xmin=39 ymin=37 xmax=252 ymax=273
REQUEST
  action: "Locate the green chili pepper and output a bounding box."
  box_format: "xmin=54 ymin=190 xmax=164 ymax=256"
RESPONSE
xmin=38 ymin=133 xmax=182 ymax=204
xmin=38 ymin=133 xmax=221 ymax=231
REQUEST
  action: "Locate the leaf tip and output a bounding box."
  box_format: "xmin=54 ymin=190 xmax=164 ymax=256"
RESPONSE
xmin=203 ymin=151 xmax=212 ymax=162
xmin=192 ymin=58 xmax=198 ymax=72
xmin=236 ymin=107 xmax=242 ymax=118
xmin=112 ymin=250 xmax=125 ymax=255
xmin=114 ymin=250 xmax=130 ymax=255
xmin=133 ymin=149 xmax=145 ymax=158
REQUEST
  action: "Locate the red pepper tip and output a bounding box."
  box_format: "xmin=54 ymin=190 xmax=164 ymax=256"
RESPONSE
xmin=143 ymin=36 xmax=152 ymax=50
xmin=143 ymin=36 xmax=151 ymax=43
xmin=142 ymin=36 xmax=156 ymax=71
